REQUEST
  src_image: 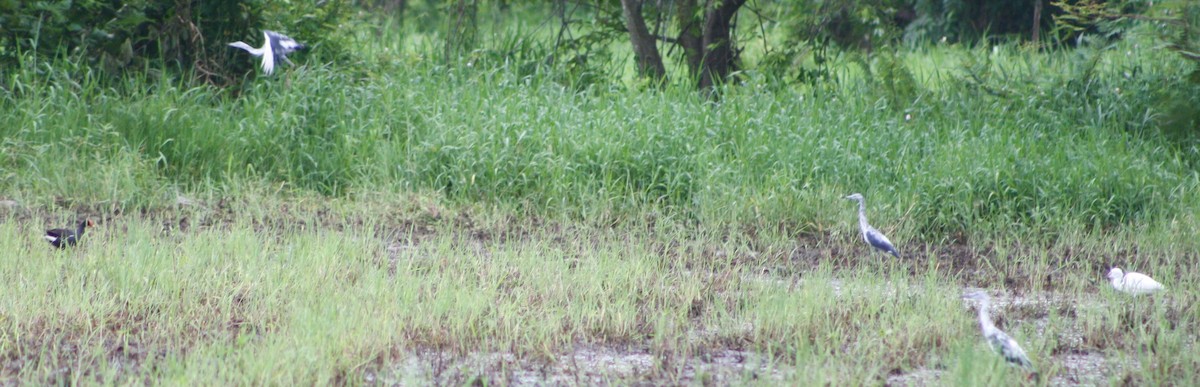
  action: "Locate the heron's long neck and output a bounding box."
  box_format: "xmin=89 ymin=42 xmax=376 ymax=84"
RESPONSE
xmin=856 ymin=200 xmax=870 ymax=229
xmin=231 ymin=42 xmax=266 ymax=56
xmin=976 ymin=301 xmax=997 ymax=334
xmin=1110 ymin=274 xmax=1124 ymax=289
xmin=76 ymin=221 xmax=87 ymax=236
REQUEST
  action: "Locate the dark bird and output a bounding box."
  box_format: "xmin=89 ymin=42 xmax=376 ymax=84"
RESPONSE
xmin=45 ymin=219 xmax=94 ymax=248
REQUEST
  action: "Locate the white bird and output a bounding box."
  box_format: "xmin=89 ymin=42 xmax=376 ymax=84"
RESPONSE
xmin=844 ymin=193 xmax=901 ymax=258
xmin=1106 ymin=267 xmax=1164 ymax=295
xmin=228 ymin=30 xmax=305 ymax=75
xmin=962 ymin=291 xmax=1036 ymax=374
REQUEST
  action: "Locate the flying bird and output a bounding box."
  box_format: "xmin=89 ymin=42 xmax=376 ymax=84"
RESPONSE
xmin=45 ymin=219 xmax=94 ymax=249
xmin=1106 ymin=267 xmax=1164 ymax=295
xmin=228 ymin=30 xmax=305 ymax=75
xmin=962 ymin=291 xmax=1037 ymax=375
xmin=844 ymin=193 xmax=901 ymax=258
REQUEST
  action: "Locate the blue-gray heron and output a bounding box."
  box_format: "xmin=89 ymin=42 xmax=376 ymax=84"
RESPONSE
xmin=962 ymin=291 xmax=1036 ymax=374
xmin=229 ymin=31 xmax=305 ymax=75
xmin=1106 ymin=267 xmax=1164 ymax=295
xmin=844 ymin=193 xmax=901 ymax=258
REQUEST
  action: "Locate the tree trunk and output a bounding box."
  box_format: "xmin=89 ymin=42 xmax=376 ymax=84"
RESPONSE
xmin=394 ymin=0 xmax=407 ymax=23
xmin=1031 ymin=0 xmax=1042 ymax=45
xmin=675 ymin=0 xmax=703 ymax=80
xmin=620 ymin=0 xmax=667 ymax=81
xmin=445 ymin=0 xmax=478 ymax=65
xmin=698 ymin=0 xmax=745 ymax=90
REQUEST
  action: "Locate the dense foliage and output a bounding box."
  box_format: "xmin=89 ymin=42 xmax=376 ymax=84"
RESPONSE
xmin=5 ymin=1 xmax=1196 ymax=88
xmin=0 ymin=0 xmax=351 ymax=84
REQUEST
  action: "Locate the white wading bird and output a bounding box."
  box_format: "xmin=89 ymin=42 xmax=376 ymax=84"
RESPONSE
xmin=228 ymin=30 xmax=305 ymax=75
xmin=844 ymin=193 xmax=901 ymax=258
xmin=1106 ymin=267 xmax=1164 ymax=295
xmin=962 ymin=291 xmax=1037 ymax=376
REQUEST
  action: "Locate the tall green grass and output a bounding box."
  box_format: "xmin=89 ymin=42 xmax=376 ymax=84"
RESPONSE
xmin=3 ymin=33 xmax=1198 ymax=243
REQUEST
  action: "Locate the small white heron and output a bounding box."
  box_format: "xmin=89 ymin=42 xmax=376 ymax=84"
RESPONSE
xmin=962 ymin=291 xmax=1036 ymax=374
xmin=844 ymin=193 xmax=901 ymax=258
xmin=228 ymin=30 xmax=305 ymax=75
xmin=1106 ymin=267 xmax=1164 ymax=295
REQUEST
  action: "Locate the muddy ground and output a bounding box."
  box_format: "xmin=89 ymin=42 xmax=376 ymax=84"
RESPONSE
xmin=1 ymin=198 xmax=1185 ymax=385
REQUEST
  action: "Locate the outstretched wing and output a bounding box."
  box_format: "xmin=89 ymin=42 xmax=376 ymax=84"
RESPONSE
xmin=988 ymin=331 xmax=1034 ymax=369
xmin=257 ymin=31 xmax=276 ymax=74
xmin=265 ymin=31 xmax=305 ymax=56
xmin=865 ymin=227 xmax=900 ymax=258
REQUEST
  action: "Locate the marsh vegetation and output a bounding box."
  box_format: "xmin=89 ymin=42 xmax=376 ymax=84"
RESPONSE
xmin=1 ymin=1 xmax=1198 ymax=385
